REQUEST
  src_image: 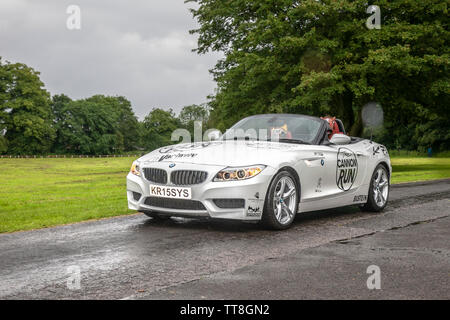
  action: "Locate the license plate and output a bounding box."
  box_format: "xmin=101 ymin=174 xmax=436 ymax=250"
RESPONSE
xmin=149 ymin=185 xmax=192 ymax=199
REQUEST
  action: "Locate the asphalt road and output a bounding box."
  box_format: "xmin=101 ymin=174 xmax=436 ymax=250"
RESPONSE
xmin=0 ymin=179 xmax=449 ymax=300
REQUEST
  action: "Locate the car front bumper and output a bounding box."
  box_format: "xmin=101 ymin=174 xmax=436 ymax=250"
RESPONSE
xmin=126 ymin=162 xmax=276 ymax=221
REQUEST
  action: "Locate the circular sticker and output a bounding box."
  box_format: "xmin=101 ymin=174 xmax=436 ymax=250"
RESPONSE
xmin=336 ymin=148 xmax=358 ymax=191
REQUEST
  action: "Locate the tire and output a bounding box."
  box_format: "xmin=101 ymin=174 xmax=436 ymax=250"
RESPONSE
xmin=361 ymin=164 xmax=390 ymax=212
xmin=261 ymin=170 xmax=299 ymax=230
xmin=142 ymin=211 xmax=171 ymax=221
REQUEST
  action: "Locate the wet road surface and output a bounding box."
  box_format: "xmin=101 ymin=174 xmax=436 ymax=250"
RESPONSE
xmin=0 ymin=179 xmax=449 ymax=299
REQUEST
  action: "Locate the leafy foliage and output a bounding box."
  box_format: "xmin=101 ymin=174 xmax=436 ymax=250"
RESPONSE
xmin=2 ymin=0 xmax=448 ymax=154
xmin=51 ymin=95 xmax=140 ymax=155
xmin=188 ymin=0 xmax=449 ymax=151
xmin=142 ymin=108 xmax=182 ymax=151
xmin=0 ymin=58 xmax=55 ymax=154
xmin=179 ymin=103 xmax=210 ymax=138
xmin=0 ymin=56 xmax=212 ymax=154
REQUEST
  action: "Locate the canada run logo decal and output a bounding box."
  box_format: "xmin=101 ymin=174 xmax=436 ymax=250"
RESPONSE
xmin=336 ymin=148 xmax=358 ymax=191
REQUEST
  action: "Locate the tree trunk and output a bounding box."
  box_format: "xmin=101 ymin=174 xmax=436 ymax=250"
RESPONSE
xmin=349 ymin=108 xmax=363 ymax=137
xmin=334 ymin=92 xmax=354 ymax=133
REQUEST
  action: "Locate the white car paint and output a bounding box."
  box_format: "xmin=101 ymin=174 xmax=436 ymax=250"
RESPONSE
xmin=127 ymin=136 xmax=391 ymax=221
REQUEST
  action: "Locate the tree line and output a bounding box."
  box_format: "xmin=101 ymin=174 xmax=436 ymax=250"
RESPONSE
xmin=0 ymin=57 xmax=210 ymax=155
xmin=1 ymin=0 xmax=449 ymax=154
xmin=188 ymin=0 xmax=449 ymax=152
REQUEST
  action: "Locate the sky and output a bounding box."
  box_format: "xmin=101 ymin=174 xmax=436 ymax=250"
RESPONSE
xmin=0 ymin=0 xmax=222 ymax=119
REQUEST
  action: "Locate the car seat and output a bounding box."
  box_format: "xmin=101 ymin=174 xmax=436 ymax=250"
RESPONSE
xmin=321 ymin=116 xmax=346 ymax=139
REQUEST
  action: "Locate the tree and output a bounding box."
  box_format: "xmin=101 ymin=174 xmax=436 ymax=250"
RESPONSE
xmin=178 ymin=103 xmax=210 ymax=137
xmin=142 ymin=108 xmax=181 ymax=151
xmin=0 ymin=135 xmax=7 ymax=154
xmin=50 ymin=94 xmax=141 ymax=154
xmin=0 ymin=58 xmax=55 ymax=154
xmin=83 ymin=95 xmax=141 ymax=152
xmin=51 ymin=99 xmax=113 ymax=154
xmin=50 ymin=94 xmax=72 ymax=153
xmin=51 ymin=94 xmax=72 ymax=126
xmin=188 ymin=0 xmax=449 ymax=150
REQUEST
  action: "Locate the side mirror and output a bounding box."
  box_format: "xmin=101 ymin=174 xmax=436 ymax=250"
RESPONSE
xmin=330 ymin=133 xmax=351 ymax=145
xmin=206 ymin=130 xmax=221 ymax=141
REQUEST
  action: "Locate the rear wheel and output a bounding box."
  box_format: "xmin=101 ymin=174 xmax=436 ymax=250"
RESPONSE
xmin=261 ymin=170 xmax=298 ymax=230
xmin=142 ymin=211 xmax=171 ymax=221
xmin=361 ymin=164 xmax=389 ymax=212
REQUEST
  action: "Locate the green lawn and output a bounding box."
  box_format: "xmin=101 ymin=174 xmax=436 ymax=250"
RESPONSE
xmin=390 ymin=156 xmax=450 ymax=184
xmin=0 ymin=156 xmax=449 ymax=233
xmin=0 ymin=157 xmax=135 ymax=233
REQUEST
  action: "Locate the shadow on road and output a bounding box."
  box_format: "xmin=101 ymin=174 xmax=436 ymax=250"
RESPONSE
xmin=136 ymin=204 xmax=365 ymax=233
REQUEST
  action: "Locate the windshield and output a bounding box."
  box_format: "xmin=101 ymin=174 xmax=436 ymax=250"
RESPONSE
xmin=223 ymin=114 xmax=322 ymax=144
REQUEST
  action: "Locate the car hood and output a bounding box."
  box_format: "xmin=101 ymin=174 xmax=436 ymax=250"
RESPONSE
xmin=138 ymin=140 xmax=317 ymax=167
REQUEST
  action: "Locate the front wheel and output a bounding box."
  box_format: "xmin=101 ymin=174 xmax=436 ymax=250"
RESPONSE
xmin=361 ymin=164 xmax=390 ymax=212
xmin=261 ymin=170 xmax=299 ymax=230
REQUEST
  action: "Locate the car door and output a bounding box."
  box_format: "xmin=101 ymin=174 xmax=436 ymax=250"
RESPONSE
xmin=296 ymin=145 xmax=339 ymax=212
xmin=298 ymin=141 xmax=369 ymax=212
xmin=328 ymin=141 xmax=370 ymax=198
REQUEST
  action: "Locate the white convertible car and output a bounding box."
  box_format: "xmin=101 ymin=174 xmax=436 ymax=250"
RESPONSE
xmin=127 ymin=114 xmax=391 ymax=230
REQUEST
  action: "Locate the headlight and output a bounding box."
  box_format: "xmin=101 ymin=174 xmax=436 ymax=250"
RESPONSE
xmin=214 ymin=165 xmax=266 ymax=182
xmin=130 ymin=161 xmax=141 ymax=176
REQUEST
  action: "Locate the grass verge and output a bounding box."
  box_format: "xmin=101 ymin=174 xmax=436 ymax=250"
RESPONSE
xmin=390 ymin=156 xmax=450 ymax=184
xmin=0 ymin=156 xmax=449 ymax=233
xmin=0 ymin=158 xmax=134 ymax=233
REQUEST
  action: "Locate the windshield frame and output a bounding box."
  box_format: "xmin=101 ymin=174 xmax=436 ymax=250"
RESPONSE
xmin=223 ymin=114 xmax=326 ymax=145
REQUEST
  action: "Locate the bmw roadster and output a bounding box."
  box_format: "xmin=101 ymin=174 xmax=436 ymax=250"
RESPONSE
xmin=127 ymin=114 xmax=391 ymax=230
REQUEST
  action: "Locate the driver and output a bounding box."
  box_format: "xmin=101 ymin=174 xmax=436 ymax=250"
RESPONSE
xmin=321 ymin=116 xmax=340 ymax=139
xmin=270 ymin=124 xmax=292 ymax=139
